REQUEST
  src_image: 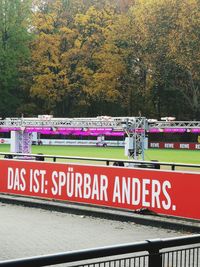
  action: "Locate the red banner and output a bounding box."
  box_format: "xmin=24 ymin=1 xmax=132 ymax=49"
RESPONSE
xmin=149 ymin=142 xmax=200 ymax=150
xmin=0 ymin=159 xmax=199 ymax=220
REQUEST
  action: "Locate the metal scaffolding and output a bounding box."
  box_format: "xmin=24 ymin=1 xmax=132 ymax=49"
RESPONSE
xmin=0 ymin=116 xmax=199 ymax=160
xmin=0 ymin=116 xmax=147 ymax=130
xmin=0 ymin=116 xmax=148 ymax=159
xmin=1 ymin=117 xmax=199 ymax=129
xmin=149 ymin=120 xmax=200 ymax=129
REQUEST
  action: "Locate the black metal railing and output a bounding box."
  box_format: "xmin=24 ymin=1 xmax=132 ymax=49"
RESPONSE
xmin=0 ymin=235 xmax=200 ymax=267
xmin=0 ymin=152 xmax=200 ymax=171
xmin=161 ymin=246 xmax=200 ymax=267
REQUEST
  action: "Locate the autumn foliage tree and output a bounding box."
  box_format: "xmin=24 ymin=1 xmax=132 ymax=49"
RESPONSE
xmin=116 ymin=0 xmax=200 ymax=119
xmin=29 ymin=0 xmax=122 ymax=116
xmin=2 ymin=0 xmax=199 ymax=119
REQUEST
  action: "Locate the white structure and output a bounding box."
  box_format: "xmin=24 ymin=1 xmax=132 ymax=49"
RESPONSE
xmin=10 ymin=131 xmax=32 ymax=153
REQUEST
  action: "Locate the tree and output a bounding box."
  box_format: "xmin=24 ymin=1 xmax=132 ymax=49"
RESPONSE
xmin=29 ymin=0 xmax=75 ymax=114
xmin=29 ymin=0 xmax=119 ymax=116
xmin=28 ymin=0 xmax=199 ymax=119
xmin=119 ymin=0 xmax=200 ymax=119
xmin=100 ymin=11 xmax=152 ymax=117
xmin=0 ymin=0 xmax=32 ymax=117
xmin=74 ymin=5 xmax=124 ymax=115
xmin=167 ymin=0 xmax=200 ymax=119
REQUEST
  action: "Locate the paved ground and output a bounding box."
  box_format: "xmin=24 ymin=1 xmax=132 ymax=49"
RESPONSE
xmin=0 ymin=202 xmax=190 ymax=263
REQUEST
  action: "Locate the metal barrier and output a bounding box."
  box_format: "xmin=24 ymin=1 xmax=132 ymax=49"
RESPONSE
xmin=0 ymin=152 xmax=200 ymax=171
xmin=0 ymin=235 xmax=199 ymax=267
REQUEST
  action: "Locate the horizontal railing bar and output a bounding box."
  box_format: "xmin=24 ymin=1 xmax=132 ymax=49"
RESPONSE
xmin=0 ymin=152 xmax=200 ymax=169
xmin=156 ymin=234 xmax=200 ymax=248
xmin=0 ymin=241 xmax=150 ymax=267
xmin=0 ymin=235 xmax=200 ymax=267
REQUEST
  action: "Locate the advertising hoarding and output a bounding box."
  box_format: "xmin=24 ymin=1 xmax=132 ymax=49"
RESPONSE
xmin=0 ymin=159 xmax=199 ymax=220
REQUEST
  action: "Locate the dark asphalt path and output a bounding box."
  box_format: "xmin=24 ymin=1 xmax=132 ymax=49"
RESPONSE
xmin=0 ymin=202 xmax=188 ymax=262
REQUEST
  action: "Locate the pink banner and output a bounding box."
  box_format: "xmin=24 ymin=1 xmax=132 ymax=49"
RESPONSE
xmin=0 ymin=159 xmax=199 ymax=220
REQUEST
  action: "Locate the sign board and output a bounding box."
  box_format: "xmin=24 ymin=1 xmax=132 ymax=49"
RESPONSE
xmin=0 ymin=138 xmax=124 ymax=147
xmin=149 ymin=142 xmax=200 ymax=150
xmin=0 ymin=159 xmax=199 ymax=220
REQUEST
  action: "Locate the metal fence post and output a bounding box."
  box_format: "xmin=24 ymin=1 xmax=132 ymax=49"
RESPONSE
xmin=171 ymin=164 xmax=175 ymax=170
xmin=147 ymin=239 xmax=162 ymax=267
xmin=148 ymin=248 xmax=162 ymax=267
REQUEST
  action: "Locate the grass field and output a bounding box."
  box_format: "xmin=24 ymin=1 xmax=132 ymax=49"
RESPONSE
xmin=0 ymin=144 xmax=200 ymax=164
